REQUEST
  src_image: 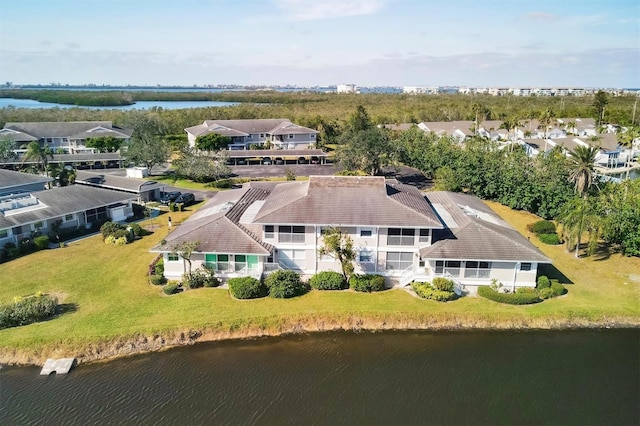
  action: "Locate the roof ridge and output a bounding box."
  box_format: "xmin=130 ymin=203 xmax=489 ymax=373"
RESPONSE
xmin=470 ymin=218 xmax=548 ymax=260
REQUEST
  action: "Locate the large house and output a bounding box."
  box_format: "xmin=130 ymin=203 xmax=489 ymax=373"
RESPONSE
xmin=185 ymin=119 xmax=319 ymax=150
xmin=0 ymin=121 xmax=133 ymax=155
xmin=0 ymin=169 xmax=136 ymax=247
xmin=152 ymin=176 xmax=550 ymax=293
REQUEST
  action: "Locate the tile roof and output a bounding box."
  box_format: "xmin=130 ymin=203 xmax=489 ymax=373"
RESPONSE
xmin=420 ymin=191 xmax=550 ymax=263
xmin=3 ymin=121 xmax=132 ymax=139
xmin=253 ymin=176 xmax=443 ymax=228
xmin=75 ymin=171 xmax=166 ymax=193
xmin=184 ymin=119 xmax=318 ymax=138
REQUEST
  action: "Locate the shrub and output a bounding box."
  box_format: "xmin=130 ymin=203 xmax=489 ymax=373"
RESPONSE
xmin=210 ymin=179 xmax=231 ymax=189
xmin=114 ymin=236 xmax=128 ymax=246
xmin=228 ymin=277 xmax=267 ymax=299
xmin=163 ymin=282 xmax=180 ymax=295
xmin=538 ymin=288 xmax=554 ymax=299
xmin=412 ymin=282 xmax=456 ymax=301
xmin=309 ymin=271 xmax=346 ymax=290
xmin=154 ymin=258 xmax=165 ymax=276
xmin=0 ymin=294 xmax=58 ymax=330
xmin=538 ymin=233 xmax=561 ymax=245
xmin=100 ymin=221 xmax=126 ymax=239
xmin=551 ymin=281 xmax=567 ymax=297
xmin=537 ymin=275 xmax=551 ymax=289
xmin=19 ymin=238 xmax=35 ymax=254
xmin=531 ymin=220 xmax=557 ymax=235
xmin=169 ymin=202 xmax=176 ymax=212
xmin=516 ymin=287 xmax=537 ymax=294
xmin=149 ymin=274 xmax=167 ymax=285
xmin=349 ymin=274 xmax=386 ymax=292
xmin=129 ymin=223 xmax=142 ymax=237
xmin=33 ymin=235 xmax=50 ymax=250
xmin=478 ymin=286 xmax=541 ymax=305
xmin=432 ymin=277 xmax=454 ymax=292
xmin=183 ymin=268 xmax=220 ymax=289
xmin=104 ymin=235 xmax=116 ymax=245
xmin=265 ymin=270 xmax=307 ymax=298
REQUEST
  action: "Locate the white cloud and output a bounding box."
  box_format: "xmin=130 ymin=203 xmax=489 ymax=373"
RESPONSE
xmin=523 ymin=11 xmax=559 ymax=21
xmin=272 ymin=0 xmax=385 ymax=21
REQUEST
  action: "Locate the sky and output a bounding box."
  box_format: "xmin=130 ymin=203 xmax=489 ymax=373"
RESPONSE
xmin=0 ymin=0 xmax=639 ymax=87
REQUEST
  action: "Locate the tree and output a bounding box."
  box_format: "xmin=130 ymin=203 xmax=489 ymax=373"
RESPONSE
xmin=499 ymin=115 xmax=522 ymax=143
xmin=538 ymin=108 xmax=556 ymax=152
xmin=86 ymin=136 xmax=122 ymax=153
xmin=48 ymin=164 xmax=76 ymax=186
xmin=347 ymin=105 xmax=373 ymax=133
xmin=195 ymin=133 xmax=231 ymax=151
xmin=318 ymin=227 xmax=355 ymax=281
xmin=471 ymin=102 xmax=490 ymax=135
xmin=124 ymin=137 xmax=171 ymax=173
xmin=22 ymin=141 xmax=53 ymax=176
xmin=617 ymin=125 xmax=639 ymax=180
xmin=593 ymin=90 xmax=609 ymax=126
xmin=558 ymin=196 xmax=603 ymax=257
xmin=170 ymin=241 xmax=199 ymax=277
xmin=598 ymin=179 xmax=640 ymax=256
xmin=336 ymin=127 xmax=396 ymax=175
xmin=172 ymin=147 xmax=230 ymax=183
xmin=0 ymin=137 xmax=16 ymax=163
xmin=567 ymin=145 xmax=598 ymax=197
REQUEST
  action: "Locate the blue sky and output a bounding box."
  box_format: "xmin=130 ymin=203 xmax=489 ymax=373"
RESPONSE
xmin=0 ymin=0 xmax=638 ymax=87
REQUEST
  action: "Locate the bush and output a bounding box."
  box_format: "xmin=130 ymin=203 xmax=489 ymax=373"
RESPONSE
xmin=538 ymin=233 xmax=561 ymax=245
xmin=265 ymin=270 xmax=307 ymax=298
xmin=537 ymin=275 xmax=551 ymax=289
xmin=432 ymin=277 xmax=454 ymax=292
xmin=169 ymin=202 xmax=176 ymax=212
xmin=100 ymin=221 xmax=126 ymax=239
xmin=33 ymin=235 xmax=50 ymax=250
xmin=309 ymin=271 xmax=346 ymax=290
xmin=538 ymin=288 xmax=554 ymax=299
xmin=209 ymin=179 xmax=231 ymax=189
xmin=163 ymin=282 xmax=180 ymax=295
xmin=149 ymin=274 xmax=167 ymax=285
xmin=228 ymin=277 xmax=267 ymax=299
xmin=19 ymin=238 xmax=35 ymax=254
xmin=129 ymin=223 xmax=142 ymax=237
xmin=154 ymin=258 xmax=164 ymax=276
xmin=183 ymin=268 xmax=220 ymax=289
xmin=412 ymin=282 xmax=456 ymax=301
xmin=531 ymin=220 xmax=557 ymax=235
xmin=551 ymin=281 xmax=567 ymax=297
xmin=349 ymin=274 xmax=386 ymax=292
xmin=0 ymin=294 xmax=58 ymax=330
xmin=478 ymin=286 xmax=541 ymax=305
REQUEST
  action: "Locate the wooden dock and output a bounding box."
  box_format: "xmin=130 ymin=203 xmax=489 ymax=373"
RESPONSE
xmin=40 ymin=358 xmax=76 ymax=375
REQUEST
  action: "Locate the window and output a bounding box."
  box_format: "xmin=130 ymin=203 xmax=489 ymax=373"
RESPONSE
xmin=235 ymin=255 xmax=247 ymax=272
xmin=520 ymin=262 xmax=532 ymax=271
xmin=278 ymin=225 xmax=305 ymax=243
xmin=386 ymin=252 xmax=413 ymax=270
xmin=217 ymin=254 xmax=230 ymax=271
xmin=435 ymin=260 xmax=461 ymax=277
xmin=260 ymin=133 xmax=265 ymax=138
xmin=33 ymin=221 xmax=44 ymax=229
xmin=167 ymin=253 xmax=179 ymax=262
xmin=85 ymin=206 xmax=107 ymax=223
xmin=359 ymin=228 xmax=373 ymax=237
xmin=0 ymin=229 xmax=8 ymax=239
xmin=464 ymin=261 xmax=491 ymax=278
xmin=289 ymin=134 xmax=294 ymax=139
xmin=359 ymin=250 xmax=373 ymax=263
xmin=264 ymin=225 xmax=274 ymax=239
xmin=387 ymin=228 xmax=415 ymax=246
xmin=64 ymin=213 xmax=74 ymax=221
xmin=279 ymin=249 xmax=305 ymax=269
xmin=419 ymin=229 xmax=430 ymax=243
xmin=310 ymin=133 xmax=315 ymax=139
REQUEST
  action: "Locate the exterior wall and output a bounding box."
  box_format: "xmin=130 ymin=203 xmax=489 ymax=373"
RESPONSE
xmin=426 ymin=260 xmax=539 ymax=288
xmin=162 ymin=252 xmax=266 ymax=280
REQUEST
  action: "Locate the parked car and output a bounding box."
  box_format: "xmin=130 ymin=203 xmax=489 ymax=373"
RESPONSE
xmin=274 ymin=157 xmax=284 ymax=165
xmin=160 ymin=191 xmax=181 ymax=204
xmin=175 ymin=193 xmax=196 ymax=206
xmin=262 ymin=157 xmax=272 ymax=165
xmin=235 ymin=158 xmax=247 ymax=165
xmin=298 ymin=157 xmax=308 ymax=164
xmin=310 ymin=156 xmax=320 ymax=164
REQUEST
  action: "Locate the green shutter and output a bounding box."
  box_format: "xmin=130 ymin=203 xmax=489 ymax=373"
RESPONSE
xmin=205 ymin=254 xmax=217 ymax=262
xmin=247 ymin=255 xmax=258 ymax=269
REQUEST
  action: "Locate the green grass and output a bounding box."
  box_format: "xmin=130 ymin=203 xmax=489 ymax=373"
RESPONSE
xmin=0 ymin=203 xmax=638 ymax=363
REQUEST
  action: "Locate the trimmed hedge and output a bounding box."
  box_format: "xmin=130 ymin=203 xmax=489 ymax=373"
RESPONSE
xmin=539 ymin=233 xmax=561 ymax=245
xmin=228 ymin=277 xmax=267 ymax=299
xmin=349 ymin=274 xmax=386 ymax=292
xmin=265 ymin=270 xmax=307 ymax=298
xmin=478 ymin=286 xmax=542 ymax=305
xmin=34 ymin=235 xmax=50 ymax=250
xmin=432 ymin=277 xmax=455 ymax=292
xmin=412 ymin=282 xmax=456 ymax=302
xmin=163 ymin=282 xmax=180 ymax=295
xmin=531 ymin=220 xmax=557 ymax=235
xmin=149 ymin=274 xmax=167 ymax=285
xmin=0 ymin=294 xmax=58 ymax=329
xmin=537 ymin=275 xmax=551 ymax=289
xmin=309 ymin=271 xmax=346 ymax=290
xmin=551 ymin=281 xmax=567 ymax=297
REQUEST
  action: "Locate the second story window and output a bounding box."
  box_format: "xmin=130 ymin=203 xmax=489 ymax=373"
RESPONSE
xmin=278 ymin=225 xmax=305 ymax=243
xmin=264 ymin=225 xmax=274 ymax=239
xmin=387 ymin=228 xmax=415 ymax=246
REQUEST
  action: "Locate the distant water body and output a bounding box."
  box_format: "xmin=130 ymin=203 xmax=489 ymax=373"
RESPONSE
xmin=1 ymin=329 xmax=638 ymax=425
xmin=0 ymin=98 xmax=240 ymax=110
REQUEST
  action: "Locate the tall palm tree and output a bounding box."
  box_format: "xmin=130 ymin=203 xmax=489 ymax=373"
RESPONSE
xmin=567 ymin=145 xmax=598 ymax=197
xmin=617 ymin=126 xmax=639 ymax=180
xmin=22 ymin=141 xmax=54 ymax=177
xmin=538 ymin=108 xmax=556 ymax=152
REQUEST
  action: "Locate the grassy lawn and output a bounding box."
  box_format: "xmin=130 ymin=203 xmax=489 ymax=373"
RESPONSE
xmin=0 ymin=202 xmax=638 ymax=363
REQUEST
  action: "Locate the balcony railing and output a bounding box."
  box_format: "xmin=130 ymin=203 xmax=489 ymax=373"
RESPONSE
xmin=387 ymin=236 xmax=415 ymax=246
xmin=278 ymin=234 xmax=305 ymax=244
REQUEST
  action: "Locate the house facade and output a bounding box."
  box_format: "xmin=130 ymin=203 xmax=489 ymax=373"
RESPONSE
xmin=0 ymin=171 xmax=136 ymax=247
xmin=185 ymin=119 xmax=319 ymax=150
xmin=152 ymin=176 xmax=550 ymax=292
xmin=1 ymin=121 xmax=133 ymax=155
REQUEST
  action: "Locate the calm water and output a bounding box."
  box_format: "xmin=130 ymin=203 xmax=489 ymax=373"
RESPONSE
xmin=0 ymin=98 xmax=239 ymax=110
xmin=1 ymin=329 xmax=638 ymax=425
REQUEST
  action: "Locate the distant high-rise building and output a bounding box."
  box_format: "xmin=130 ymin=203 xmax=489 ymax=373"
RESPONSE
xmin=337 ymin=84 xmax=358 ymax=94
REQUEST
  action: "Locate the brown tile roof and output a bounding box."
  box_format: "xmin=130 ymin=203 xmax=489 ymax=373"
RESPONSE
xmin=253 ymin=176 xmax=443 ymax=228
xmin=420 ymin=191 xmax=550 ymax=262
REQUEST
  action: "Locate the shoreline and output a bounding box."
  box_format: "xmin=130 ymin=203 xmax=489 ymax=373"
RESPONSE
xmin=1 ymin=314 xmax=638 ymax=368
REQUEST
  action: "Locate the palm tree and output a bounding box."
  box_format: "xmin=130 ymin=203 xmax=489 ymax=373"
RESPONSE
xmin=538 ymin=108 xmax=556 ymax=152
xmin=567 ymin=145 xmax=598 ymax=197
xmin=22 ymin=141 xmax=54 ymax=177
xmin=617 ymin=126 xmax=639 ymax=180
